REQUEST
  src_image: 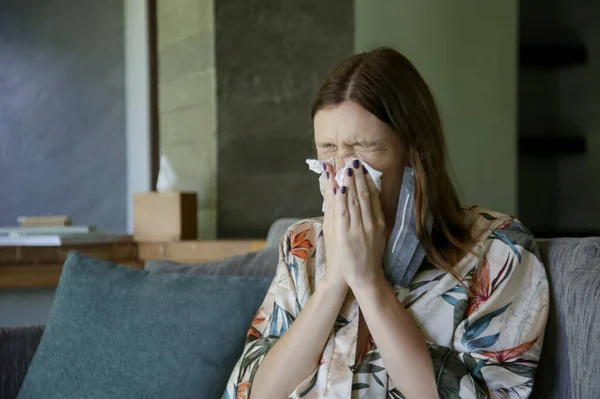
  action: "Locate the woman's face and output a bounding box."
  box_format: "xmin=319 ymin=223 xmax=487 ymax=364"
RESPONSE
xmin=314 ymin=100 xmax=408 ymax=228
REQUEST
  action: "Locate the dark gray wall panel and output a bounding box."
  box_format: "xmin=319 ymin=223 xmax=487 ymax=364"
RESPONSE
xmin=216 ymin=0 xmax=354 ymax=238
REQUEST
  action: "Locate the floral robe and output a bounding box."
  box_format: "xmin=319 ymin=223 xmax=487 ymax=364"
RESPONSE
xmin=222 ymin=207 xmax=549 ymax=399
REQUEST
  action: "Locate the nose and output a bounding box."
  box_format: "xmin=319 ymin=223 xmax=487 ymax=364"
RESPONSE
xmin=331 ymin=157 xmax=342 ymax=173
xmin=333 ymin=155 xmax=354 ymax=173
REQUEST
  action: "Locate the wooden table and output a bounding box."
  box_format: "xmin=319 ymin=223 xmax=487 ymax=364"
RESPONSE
xmin=0 ymin=240 xmax=266 ymax=289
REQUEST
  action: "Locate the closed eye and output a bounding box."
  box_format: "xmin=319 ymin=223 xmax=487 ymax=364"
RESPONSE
xmin=354 ymin=142 xmax=388 ymax=152
xmin=316 ymin=142 xmax=337 ymax=150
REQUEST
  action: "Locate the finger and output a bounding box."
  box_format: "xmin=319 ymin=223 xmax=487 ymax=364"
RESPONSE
xmin=322 ymin=162 xmax=338 ymax=215
xmin=364 ymin=170 xmax=385 ymax=230
xmin=324 ymin=162 xmax=339 ymax=189
xmin=343 ymin=164 xmax=362 ymax=229
xmin=335 ymin=170 xmax=350 ymax=232
xmin=352 ymin=160 xmax=374 ymax=229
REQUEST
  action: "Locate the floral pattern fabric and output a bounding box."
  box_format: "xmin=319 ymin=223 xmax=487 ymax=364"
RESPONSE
xmin=222 ymin=207 xmax=549 ymax=399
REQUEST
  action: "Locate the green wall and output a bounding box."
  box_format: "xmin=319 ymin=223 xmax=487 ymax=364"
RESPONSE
xmin=355 ymin=0 xmax=517 ymax=214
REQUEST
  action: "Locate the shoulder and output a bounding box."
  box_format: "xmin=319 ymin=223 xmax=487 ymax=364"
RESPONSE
xmin=462 ymin=206 xmax=513 ymax=238
xmin=463 ymin=206 xmax=542 ymax=265
xmin=278 ymin=217 xmax=323 ymax=261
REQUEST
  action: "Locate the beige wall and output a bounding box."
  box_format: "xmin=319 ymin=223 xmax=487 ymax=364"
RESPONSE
xmin=157 ymin=0 xmax=217 ymax=238
xmin=355 ymin=0 xmax=518 ymax=215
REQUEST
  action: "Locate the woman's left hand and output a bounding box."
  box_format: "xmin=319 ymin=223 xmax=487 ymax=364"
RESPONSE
xmin=328 ymin=159 xmax=387 ymax=289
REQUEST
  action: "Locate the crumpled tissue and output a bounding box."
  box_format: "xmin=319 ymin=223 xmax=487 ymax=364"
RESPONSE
xmin=156 ymin=155 xmax=178 ymax=192
xmin=305 ymin=157 xmax=383 ymax=212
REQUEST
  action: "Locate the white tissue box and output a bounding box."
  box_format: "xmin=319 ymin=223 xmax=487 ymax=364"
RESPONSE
xmin=133 ymin=192 xmax=197 ymax=242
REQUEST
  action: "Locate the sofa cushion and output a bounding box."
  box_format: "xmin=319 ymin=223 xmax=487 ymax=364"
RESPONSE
xmin=145 ymin=247 xmax=279 ymax=279
xmin=532 ymin=238 xmax=600 ymax=399
xmin=563 ymin=258 xmax=600 ymax=399
xmin=16 ymin=252 xmax=270 ymax=399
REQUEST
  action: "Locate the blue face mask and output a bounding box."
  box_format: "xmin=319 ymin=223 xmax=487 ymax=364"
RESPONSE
xmin=382 ymin=167 xmax=432 ymax=287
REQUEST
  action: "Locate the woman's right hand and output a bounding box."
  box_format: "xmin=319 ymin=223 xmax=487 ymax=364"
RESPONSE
xmin=322 ymin=162 xmax=347 ymax=286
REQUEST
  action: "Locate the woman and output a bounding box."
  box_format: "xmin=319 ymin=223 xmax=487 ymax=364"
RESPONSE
xmin=222 ymin=48 xmax=549 ymax=399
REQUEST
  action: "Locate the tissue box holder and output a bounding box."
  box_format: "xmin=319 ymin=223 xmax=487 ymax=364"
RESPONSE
xmin=133 ymin=192 xmax=197 ymax=242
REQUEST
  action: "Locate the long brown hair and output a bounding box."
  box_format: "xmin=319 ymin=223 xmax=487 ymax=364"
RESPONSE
xmin=311 ymin=47 xmax=473 ymax=278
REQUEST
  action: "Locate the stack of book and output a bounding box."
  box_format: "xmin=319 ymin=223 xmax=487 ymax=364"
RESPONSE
xmin=18 ymin=215 xmax=72 ymax=227
xmin=0 ymin=215 xmax=131 ymax=246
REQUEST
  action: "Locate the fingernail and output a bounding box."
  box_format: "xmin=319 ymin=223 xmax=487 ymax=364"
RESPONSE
xmin=341 ymin=186 xmax=347 ymax=194
xmin=322 ymin=162 xmax=326 ymax=172
xmin=347 ymin=168 xmax=353 ymax=177
xmin=333 ymin=187 xmax=337 ymax=195
xmin=362 ymin=165 xmax=368 ymax=174
xmin=353 ymin=159 xmax=359 ymax=169
xmin=326 ymin=171 xmax=330 ymax=179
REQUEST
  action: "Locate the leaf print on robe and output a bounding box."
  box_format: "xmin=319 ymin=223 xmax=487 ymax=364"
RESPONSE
xmin=387 ymin=387 xmax=405 ymax=399
xmin=466 ymin=259 xmax=491 ymax=316
xmin=440 ymin=284 xmax=470 ymax=331
xmin=429 ymin=344 xmax=489 ymax=399
xmin=238 ymin=338 xmax=277 ymax=384
xmin=466 ymin=255 xmax=514 ymax=316
xmin=334 ymin=315 xmax=350 ymax=332
xmin=494 ymin=379 xmax=535 ymax=398
xmin=288 ymin=256 xmax=300 ymax=292
xmin=491 ymin=362 xmax=537 ymax=380
xmin=462 ymin=353 xmax=488 ymax=385
xmin=235 ymin=381 xmax=250 ymax=399
xmin=480 ymin=337 xmax=538 ymax=364
xmin=246 ymin=308 xmax=267 ymax=342
xmin=289 ymin=228 xmax=313 ymax=260
xmin=246 ymin=326 xmax=261 ymax=342
xmin=495 ymin=219 xmax=543 ymax=264
xmin=479 ymin=212 xmax=498 ymax=221
xmin=352 ymin=350 xmax=386 ymax=388
xmin=269 ymin=302 xmax=295 ymax=336
xmin=462 ymin=304 xmax=511 ymax=352
xmin=490 ymin=230 xmax=521 ymax=262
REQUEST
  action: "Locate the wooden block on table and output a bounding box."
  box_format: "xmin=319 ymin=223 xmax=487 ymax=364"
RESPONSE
xmin=133 ymin=192 xmax=197 ymax=242
xmin=137 ymin=240 xmax=267 ymax=263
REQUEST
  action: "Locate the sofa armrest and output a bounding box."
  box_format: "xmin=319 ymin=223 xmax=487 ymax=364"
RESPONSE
xmin=0 ymin=325 xmax=44 ymax=399
xmin=564 ymin=259 xmax=600 ymax=399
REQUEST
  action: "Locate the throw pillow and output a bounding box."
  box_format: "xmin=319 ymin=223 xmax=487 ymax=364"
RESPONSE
xmin=145 ymin=247 xmax=279 ymax=279
xmin=17 ymin=252 xmax=270 ymax=399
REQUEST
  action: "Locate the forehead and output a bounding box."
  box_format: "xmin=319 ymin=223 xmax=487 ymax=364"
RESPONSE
xmin=313 ymin=101 xmax=393 ymax=144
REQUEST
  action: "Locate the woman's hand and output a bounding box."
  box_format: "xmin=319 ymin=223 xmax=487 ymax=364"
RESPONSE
xmin=322 ymin=162 xmax=345 ymax=286
xmin=323 ymin=159 xmax=387 ymax=289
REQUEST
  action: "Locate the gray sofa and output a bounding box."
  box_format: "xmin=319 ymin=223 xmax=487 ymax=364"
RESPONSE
xmin=1 ymin=219 xmax=599 ymax=399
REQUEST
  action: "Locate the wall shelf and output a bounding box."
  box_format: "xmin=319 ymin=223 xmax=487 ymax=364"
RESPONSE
xmin=519 ymin=44 xmax=587 ymax=69
xmin=519 ymin=135 xmax=586 ymax=157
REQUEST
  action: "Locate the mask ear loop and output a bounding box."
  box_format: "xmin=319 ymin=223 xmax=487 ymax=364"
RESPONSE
xmin=383 ymin=167 xmax=430 ymax=288
xmin=390 ymin=189 xmax=412 ymax=254
xmin=397 ymin=170 xmax=433 ymax=287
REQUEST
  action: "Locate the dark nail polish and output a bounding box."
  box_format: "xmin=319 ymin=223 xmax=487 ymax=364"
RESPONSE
xmin=353 ymin=159 xmax=359 ymax=169
xmin=341 ymin=186 xmax=347 ymax=194
xmin=347 ymin=168 xmax=353 ymax=177
xmin=362 ymin=165 xmax=368 ymax=174
xmin=333 ymin=187 xmax=337 ymax=195
xmin=326 ymin=171 xmax=330 ymax=179
xmin=322 ymin=162 xmax=326 ymax=172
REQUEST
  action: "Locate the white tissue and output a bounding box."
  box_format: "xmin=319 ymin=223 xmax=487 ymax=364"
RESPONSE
xmin=305 ymin=157 xmax=383 ymax=212
xmin=156 ymin=155 xmax=178 ymax=192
